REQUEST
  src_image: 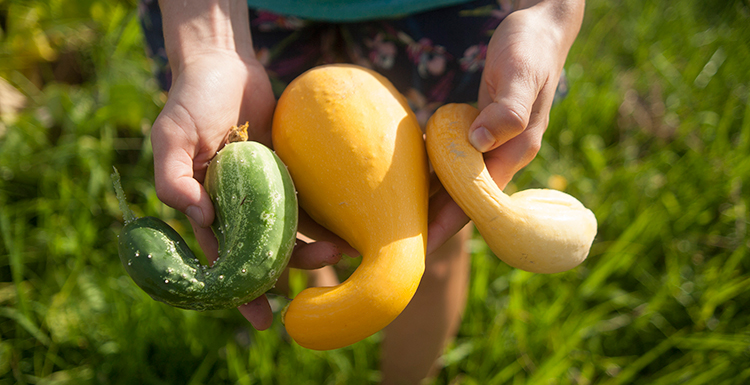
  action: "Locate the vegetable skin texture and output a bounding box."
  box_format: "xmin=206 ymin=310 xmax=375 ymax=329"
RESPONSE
xmin=272 ymin=64 xmax=429 ymax=351
xmin=115 ymin=141 xmax=298 ymax=310
xmin=425 ymin=103 xmax=597 ymax=274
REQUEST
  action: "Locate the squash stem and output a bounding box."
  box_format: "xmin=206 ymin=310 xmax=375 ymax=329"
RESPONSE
xmin=111 ymin=167 xmax=136 ymax=224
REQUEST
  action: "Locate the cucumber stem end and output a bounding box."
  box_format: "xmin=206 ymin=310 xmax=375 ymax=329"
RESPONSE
xmin=112 ymin=167 xmax=136 ymax=224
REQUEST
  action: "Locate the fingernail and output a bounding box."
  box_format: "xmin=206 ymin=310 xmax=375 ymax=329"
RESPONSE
xmin=469 ymin=126 xmax=495 ymax=152
xmin=186 ymin=205 xmax=205 ymax=227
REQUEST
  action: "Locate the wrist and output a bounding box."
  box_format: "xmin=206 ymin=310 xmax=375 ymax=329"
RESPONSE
xmin=514 ymin=0 xmax=585 ymax=54
xmin=159 ymin=0 xmax=254 ymax=74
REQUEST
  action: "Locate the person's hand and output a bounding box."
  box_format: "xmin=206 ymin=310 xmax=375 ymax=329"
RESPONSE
xmin=152 ymin=0 xmax=342 ymax=329
xmin=152 ymin=50 xmax=275 ymax=255
xmin=426 ymin=0 xmax=584 ymax=254
xmin=152 ymin=52 xmax=343 ymax=329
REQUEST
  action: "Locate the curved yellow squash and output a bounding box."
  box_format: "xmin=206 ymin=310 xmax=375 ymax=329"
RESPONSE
xmin=272 ymin=64 xmax=429 ymax=350
xmin=426 ymin=103 xmax=597 ymax=274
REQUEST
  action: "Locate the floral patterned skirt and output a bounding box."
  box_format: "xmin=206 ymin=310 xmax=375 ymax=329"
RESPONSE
xmin=139 ymin=0 xmax=563 ymax=125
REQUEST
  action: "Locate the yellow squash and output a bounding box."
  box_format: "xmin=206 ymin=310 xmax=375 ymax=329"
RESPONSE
xmin=426 ymin=103 xmax=597 ymax=274
xmin=272 ymin=64 xmax=429 ymax=350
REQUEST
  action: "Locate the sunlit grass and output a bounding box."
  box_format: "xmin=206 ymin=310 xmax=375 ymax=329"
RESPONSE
xmin=1 ymin=0 xmax=749 ymax=384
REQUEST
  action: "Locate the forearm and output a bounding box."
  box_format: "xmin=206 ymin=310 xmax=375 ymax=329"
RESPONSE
xmin=158 ymin=0 xmax=254 ymax=74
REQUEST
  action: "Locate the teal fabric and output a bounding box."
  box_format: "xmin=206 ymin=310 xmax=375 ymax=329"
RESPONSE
xmin=245 ymin=0 xmax=473 ymax=22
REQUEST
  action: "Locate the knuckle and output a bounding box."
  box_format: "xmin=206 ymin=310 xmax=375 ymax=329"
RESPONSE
xmin=526 ymin=135 xmax=542 ymax=156
xmin=154 ymin=182 xmax=171 ymax=204
xmin=498 ymin=104 xmax=529 ymax=137
xmin=153 ymin=176 xmax=180 ymax=209
xmin=518 ymin=136 xmax=542 ymax=169
xmin=522 ymin=142 xmax=541 ymax=166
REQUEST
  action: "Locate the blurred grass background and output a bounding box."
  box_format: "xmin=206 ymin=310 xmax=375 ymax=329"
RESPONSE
xmin=1 ymin=0 xmax=749 ymax=384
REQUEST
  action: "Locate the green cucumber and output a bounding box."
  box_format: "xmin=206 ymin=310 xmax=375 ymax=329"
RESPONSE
xmin=114 ymin=140 xmax=298 ymax=311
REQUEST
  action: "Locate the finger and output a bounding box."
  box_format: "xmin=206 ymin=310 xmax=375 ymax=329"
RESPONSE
xmin=239 ymin=62 xmax=277 ymax=147
xmin=188 ymin=217 xmax=219 ymax=263
xmin=470 ymin=69 xmax=538 ymax=153
xmin=484 ymin=125 xmax=543 ymax=188
xmin=238 ymin=295 xmax=273 ymax=330
xmin=429 ymin=171 xmax=444 ymax=197
xmin=288 ymin=239 xmax=343 ymax=270
xmin=297 ymin=209 xmax=359 ymax=257
xmin=482 ymin=72 xmax=557 ymax=186
xmin=151 ymin=115 xmax=215 ymax=228
xmin=426 ymin=187 xmax=470 ymax=256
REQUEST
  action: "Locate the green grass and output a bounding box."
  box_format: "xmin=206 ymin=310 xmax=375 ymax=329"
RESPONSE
xmin=1 ymin=0 xmax=749 ymax=383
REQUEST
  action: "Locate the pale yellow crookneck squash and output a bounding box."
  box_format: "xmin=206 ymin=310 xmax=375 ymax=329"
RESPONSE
xmin=426 ymin=103 xmax=597 ymax=274
xmin=272 ymin=64 xmax=429 ymax=351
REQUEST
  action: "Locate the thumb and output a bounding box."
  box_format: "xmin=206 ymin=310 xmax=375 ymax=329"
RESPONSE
xmin=469 ymin=71 xmax=538 ymax=153
xmin=151 ymin=118 xmax=215 ymax=229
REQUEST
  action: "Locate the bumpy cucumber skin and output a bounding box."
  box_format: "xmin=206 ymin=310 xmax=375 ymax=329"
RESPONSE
xmin=118 ymin=142 xmax=298 ymax=311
